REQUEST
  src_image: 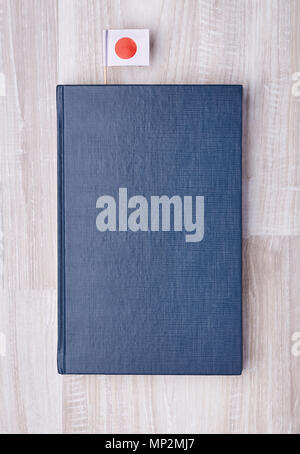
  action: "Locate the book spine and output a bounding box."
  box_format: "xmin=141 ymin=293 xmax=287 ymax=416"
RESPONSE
xmin=57 ymin=86 xmax=65 ymax=374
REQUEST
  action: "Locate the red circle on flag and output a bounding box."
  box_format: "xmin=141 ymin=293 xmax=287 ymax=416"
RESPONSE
xmin=115 ymin=37 xmax=137 ymax=59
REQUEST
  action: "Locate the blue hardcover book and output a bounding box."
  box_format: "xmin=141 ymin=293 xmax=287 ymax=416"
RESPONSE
xmin=57 ymin=85 xmax=242 ymax=375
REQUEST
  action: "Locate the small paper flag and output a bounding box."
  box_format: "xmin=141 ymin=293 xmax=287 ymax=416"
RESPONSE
xmin=103 ymin=29 xmax=149 ymax=67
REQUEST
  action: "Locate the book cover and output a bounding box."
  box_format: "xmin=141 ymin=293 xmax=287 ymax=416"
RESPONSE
xmin=57 ymin=85 xmax=242 ymax=375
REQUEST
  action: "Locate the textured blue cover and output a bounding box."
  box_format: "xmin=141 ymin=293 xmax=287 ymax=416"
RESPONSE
xmin=57 ymin=85 xmax=242 ymax=375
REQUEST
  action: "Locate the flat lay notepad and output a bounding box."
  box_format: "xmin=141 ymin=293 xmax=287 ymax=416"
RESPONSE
xmin=57 ymin=85 xmax=243 ymax=375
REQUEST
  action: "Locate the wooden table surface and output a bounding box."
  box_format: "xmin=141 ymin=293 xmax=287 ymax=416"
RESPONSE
xmin=0 ymin=0 xmax=300 ymax=434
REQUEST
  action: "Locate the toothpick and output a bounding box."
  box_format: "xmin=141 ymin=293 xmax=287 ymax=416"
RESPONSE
xmin=103 ymin=29 xmax=108 ymax=85
xmin=103 ymin=66 xmax=107 ymax=85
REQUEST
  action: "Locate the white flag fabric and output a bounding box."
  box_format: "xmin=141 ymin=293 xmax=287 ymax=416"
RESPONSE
xmin=103 ymin=29 xmax=149 ymax=67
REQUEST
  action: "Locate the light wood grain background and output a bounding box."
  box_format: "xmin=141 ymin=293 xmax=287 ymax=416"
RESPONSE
xmin=0 ymin=0 xmax=299 ymax=434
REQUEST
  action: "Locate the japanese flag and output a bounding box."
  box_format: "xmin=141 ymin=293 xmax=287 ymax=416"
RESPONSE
xmin=103 ymin=29 xmax=149 ymax=67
